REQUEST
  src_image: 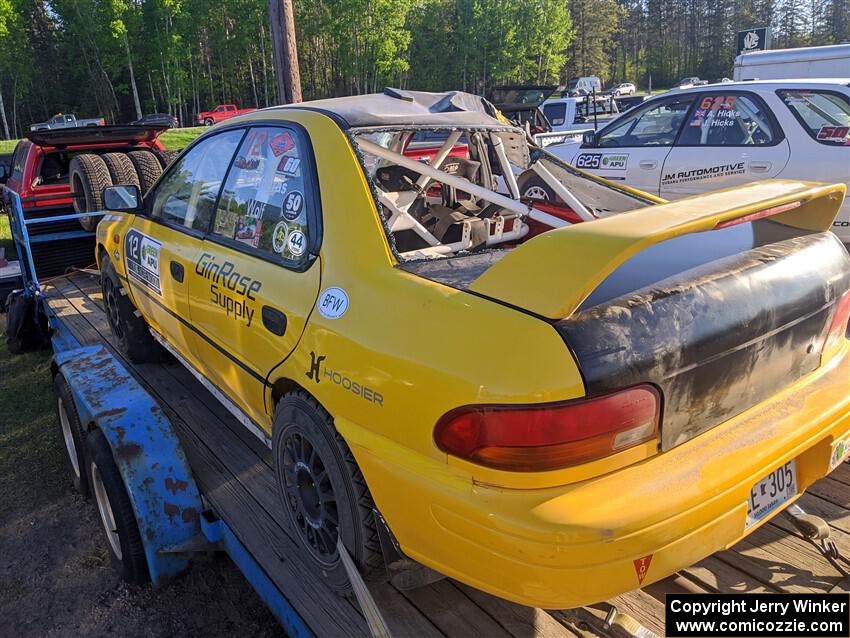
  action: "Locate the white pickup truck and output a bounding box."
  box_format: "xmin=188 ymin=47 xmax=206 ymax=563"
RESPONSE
xmin=546 ymin=79 xmax=850 ymax=242
xmin=30 ymin=113 xmax=106 ymax=131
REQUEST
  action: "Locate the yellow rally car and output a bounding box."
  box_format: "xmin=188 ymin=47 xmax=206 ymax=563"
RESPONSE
xmin=95 ymin=89 xmax=850 ymax=609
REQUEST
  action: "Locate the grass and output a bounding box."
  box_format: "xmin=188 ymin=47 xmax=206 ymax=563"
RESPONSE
xmin=0 ymin=214 xmax=13 ymax=260
xmin=0 ymin=126 xmax=206 ymax=155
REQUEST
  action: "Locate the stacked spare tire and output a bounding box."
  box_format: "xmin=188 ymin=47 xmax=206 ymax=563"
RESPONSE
xmin=69 ymin=149 xmax=180 ymax=230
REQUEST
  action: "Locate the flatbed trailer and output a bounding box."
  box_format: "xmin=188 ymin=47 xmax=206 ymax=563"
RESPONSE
xmin=6 ymin=190 xmax=850 ymax=637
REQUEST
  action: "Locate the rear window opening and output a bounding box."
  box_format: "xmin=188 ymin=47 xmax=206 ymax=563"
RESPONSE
xmin=350 ymin=125 xmax=655 ymax=266
xmin=32 ymin=147 xmax=140 ymax=188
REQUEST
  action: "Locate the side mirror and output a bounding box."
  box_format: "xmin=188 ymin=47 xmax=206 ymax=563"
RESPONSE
xmin=582 ymin=130 xmax=598 ymax=147
xmin=103 ymin=184 xmax=142 ymax=212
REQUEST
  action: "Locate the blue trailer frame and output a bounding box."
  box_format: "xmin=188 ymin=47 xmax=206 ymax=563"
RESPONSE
xmin=5 ymin=188 xmax=314 ymax=638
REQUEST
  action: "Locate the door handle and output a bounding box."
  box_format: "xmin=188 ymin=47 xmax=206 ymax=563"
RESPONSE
xmin=170 ymin=260 xmax=184 ymax=283
xmin=748 ymin=161 xmax=772 ymax=173
xmin=261 ymin=305 xmax=287 ymax=336
xmin=639 ymin=160 xmax=658 ymax=169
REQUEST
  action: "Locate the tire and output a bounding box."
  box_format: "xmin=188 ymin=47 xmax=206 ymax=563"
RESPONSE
xmin=204 ymin=118 xmax=214 ymax=126
xmin=272 ymin=390 xmax=382 ymax=594
xmin=86 ymin=428 xmax=150 ymax=585
xmin=101 ymin=254 xmax=161 ymax=363
xmin=69 ymin=154 xmax=113 ymax=231
xmin=517 ymin=173 xmax=556 ymax=201
xmin=154 ymin=149 xmax=180 ymax=168
xmin=126 ymin=150 xmax=163 ymax=195
xmin=101 ymin=152 xmax=140 ymax=189
xmin=54 ymin=373 xmax=90 ymax=496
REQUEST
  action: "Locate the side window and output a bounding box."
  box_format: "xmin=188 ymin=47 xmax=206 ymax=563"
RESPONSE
xmin=543 ymin=103 xmax=567 ymax=126
xmin=11 ymin=142 xmax=30 ymax=180
xmin=777 ymin=89 xmax=850 ymax=146
xmin=226 ymin=105 xmax=236 ymax=112
xmin=151 ymin=130 xmax=242 ymax=231
xmin=598 ymin=96 xmax=694 ymax=147
xmin=212 ymin=126 xmax=315 ymax=263
xmin=678 ymin=94 xmax=776 ymax=146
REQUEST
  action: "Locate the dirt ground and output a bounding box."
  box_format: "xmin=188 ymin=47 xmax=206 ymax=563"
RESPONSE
xmin=0 ymin=319 xmax=281 ymax=638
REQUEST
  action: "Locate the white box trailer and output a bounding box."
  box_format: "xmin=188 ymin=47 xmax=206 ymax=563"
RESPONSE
xmin=734 ymin=44 xmax=850 ymax=80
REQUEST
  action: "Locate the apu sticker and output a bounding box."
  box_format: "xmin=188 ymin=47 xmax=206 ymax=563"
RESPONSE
xmin=283 ymin=191 xmax=304 ymax=221
xmin=317 ymin=287 xmax=349 ymax=319
xmin=125 ymin=229 xmax=162 ymax=295
xmin=287 ymin=229 xmax=306 ymax=256
xmin=272 ymin=221 xmax=289 ymax=254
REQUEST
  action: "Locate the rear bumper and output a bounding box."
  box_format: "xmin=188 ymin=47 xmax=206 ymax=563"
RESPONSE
xmin=345 ymin=344 xmax=850 ymax=609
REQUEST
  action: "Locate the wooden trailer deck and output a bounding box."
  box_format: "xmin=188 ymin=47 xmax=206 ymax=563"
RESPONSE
xmin=43 ymin=269 xmax=850 ymax=638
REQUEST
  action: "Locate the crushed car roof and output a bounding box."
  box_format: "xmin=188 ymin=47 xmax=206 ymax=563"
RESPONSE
xmin=264 ymin=88 xmax=512 ymax=129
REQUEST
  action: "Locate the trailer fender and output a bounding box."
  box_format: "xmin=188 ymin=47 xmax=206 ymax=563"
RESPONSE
xmin=54 ymin=343 xmax=203 ymax=586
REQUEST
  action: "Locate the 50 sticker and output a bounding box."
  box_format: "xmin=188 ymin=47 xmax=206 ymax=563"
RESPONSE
xmin=283 ymin=191 xmax=304 ymax=221
xmin=125 ymin=229 xmax=162 ymax=295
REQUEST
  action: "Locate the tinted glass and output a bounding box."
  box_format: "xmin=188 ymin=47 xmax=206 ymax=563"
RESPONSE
xmin=151 ymin=130 xmax=242 ymax=231
xmin=213 ymin=126 xmax=313 ymax=263
xmin=598 ymin=96 xmax=694 ymax=147
xmin=777 ymin=89 xmax=850 ymax=146
xmin=543 ymin=103 xmax=567 ymax=126
xmin=677 ymin=94 xmax=775 ymax=146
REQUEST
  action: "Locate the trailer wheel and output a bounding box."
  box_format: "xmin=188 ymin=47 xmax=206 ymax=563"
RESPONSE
xmin=517 ymin=173 xmax=556 ymax=201
xmin=101 ymin=152 xmax=141 ymax=189
xmin=54 ymin=373 xmax=90 ymax=496
xmin=101 ymin=255 xmax=161 ymax=363
xmin=86 ymin=428 xmax=150 ymax=585
xmin=273 ymin=390 xmax=382 ymax=594
xmin=69 ymin=154 xmax=113 ymax=231
xmin=126 ymin=150 xmax=163 ymax=195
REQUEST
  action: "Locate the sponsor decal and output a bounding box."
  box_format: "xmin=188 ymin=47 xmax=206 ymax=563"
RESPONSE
xmin=287 ymin=229 xmax=306 ymax=256
xmin=600 ymin=153 xmax=628 ymax=170
xmin=125 ymin=229 xmax=162 ymax=295
xmin=283 ymin=190 xmax=304 ymax=221
xmin=273 ymin=178 xmax=289 ymax=195
xmin=272 ymin=221 xmax=289 ymax=254
xmin=233 ymin=155 xmax=262 ymax=171
xmin=661 ymin=161 xmax=746 ymax=185
xmin=235 ymin=215 xmax=262 ymax=247
xmin=269 ymin=131 xmax=296 ymax=156
xmin=195 ymin=252 xmax=262 ymax=327
xmin=277 ymin=156 xmax=301 ymax=177
xmin=304 ymin=352 xmax=383 ymax=406
xmin=306 ymin=351 xmax=326 ymax=382
xmin=817 ymin=125 xmax=850 ymax=143
xmin=317 ymin=287 xmax=349 ymax=320
xmin=831 ymin=435 xmax=850 ymax=470
xmin=244 ymin=130 xmax=269 ymax=156
xmin=633 ymin=554 xmax=653 ymax=585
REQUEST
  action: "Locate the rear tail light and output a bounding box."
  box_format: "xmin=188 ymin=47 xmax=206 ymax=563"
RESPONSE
xmin=434 ymin=384 xmax=661 ymax=472
xmin=823 ymin=288 xmax=850 ymax=355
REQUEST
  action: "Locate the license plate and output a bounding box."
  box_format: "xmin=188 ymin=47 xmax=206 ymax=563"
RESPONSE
xmin=746 ymin=460 xmax=797 ymax=528
xmin=830 ymin=433 xmax=850 ymax=470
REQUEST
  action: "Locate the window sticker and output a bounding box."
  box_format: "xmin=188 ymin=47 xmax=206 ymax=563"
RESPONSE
xmin=245 ymin=130 xmax=269 ymax=157
xmin=235 ymin=215 xmax=262 ymax=247
xmin=287 ymin=229 xmax=306 ymax=256
xmin=272 ymin=221 xmax=289 ymax=254
xmin=270 ymin=132 xmax=296 ymax=156
xmin=283 ymin=190 xmax=304 ymax=221
xmin=233 ymin=156 xmax=262 ymax=171
xmin=817 ymin=125 xmax=850 ymax=144
xmin=277 ymin=156 xmax=301 ymax=177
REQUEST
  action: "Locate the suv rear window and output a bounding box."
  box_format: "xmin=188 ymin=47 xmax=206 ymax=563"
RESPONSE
xmin=777 ymin=89 xmax=850 ymax=146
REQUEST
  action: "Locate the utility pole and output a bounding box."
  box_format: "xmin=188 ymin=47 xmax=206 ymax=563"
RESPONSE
xmin=269 ymin=0 xmax=302 ymax=104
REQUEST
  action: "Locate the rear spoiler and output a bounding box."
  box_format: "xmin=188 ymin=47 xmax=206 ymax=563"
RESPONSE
xmin=469 ymin=180 xmax=847 ymax=320
xmin=26 ymin=125 xmax=168 ymax=148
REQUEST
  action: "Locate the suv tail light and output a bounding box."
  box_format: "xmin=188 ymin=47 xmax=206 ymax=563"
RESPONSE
xmin=823 ymin=288 xmax=850 ymax=356
xmin=434 ymin=385 xmax=661 ymax=472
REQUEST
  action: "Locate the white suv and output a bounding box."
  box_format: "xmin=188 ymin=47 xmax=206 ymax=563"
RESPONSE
xmin=613 ymin=83 xmax=636 ymax=96
xmin=548 ymin=80 xmax=850 ymax=242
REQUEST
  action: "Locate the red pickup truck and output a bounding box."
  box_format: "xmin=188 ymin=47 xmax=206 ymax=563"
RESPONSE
xmin=196 ymin=104 xmax=256 ymax=126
